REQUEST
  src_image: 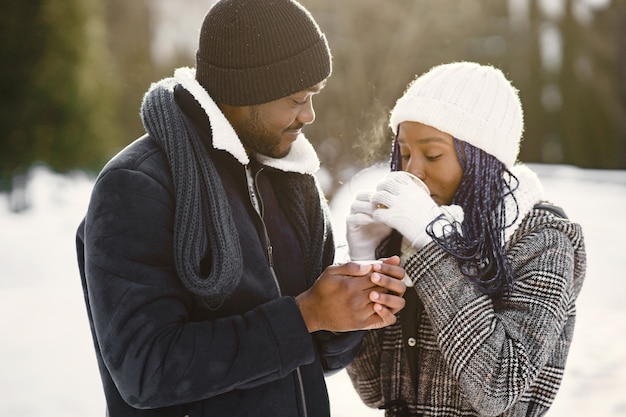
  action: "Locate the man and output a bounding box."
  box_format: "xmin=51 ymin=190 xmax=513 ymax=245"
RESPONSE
xmin=76 ymin=0 xmax=406 ymax=416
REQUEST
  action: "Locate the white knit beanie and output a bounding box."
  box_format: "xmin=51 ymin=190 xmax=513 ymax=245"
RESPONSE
xmin=389 ymin=62 xmax=524 ymax=168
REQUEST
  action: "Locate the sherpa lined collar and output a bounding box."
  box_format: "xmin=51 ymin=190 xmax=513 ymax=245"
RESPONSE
xmin=173 ymin=67 xmax=320 ymax=174
xmin=504 ymin=164 xmax=545 ymax=243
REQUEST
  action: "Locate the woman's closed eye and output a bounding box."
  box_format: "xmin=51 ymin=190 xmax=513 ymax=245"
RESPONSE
xmin=401 ymin=153 xmax=442 ymax=162
xmin=425 ymin=154 xmax=442 ymax=161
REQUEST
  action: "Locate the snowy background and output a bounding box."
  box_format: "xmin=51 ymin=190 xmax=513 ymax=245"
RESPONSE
xmin=1 ymin=163 xmax=625 ymax=416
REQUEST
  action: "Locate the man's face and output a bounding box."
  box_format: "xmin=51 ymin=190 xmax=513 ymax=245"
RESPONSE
xmin=221 ymin=80 xmax=326 ymax=158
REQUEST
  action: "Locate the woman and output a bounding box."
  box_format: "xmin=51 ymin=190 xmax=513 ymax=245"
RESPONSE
xmin=345 ymin=62 xmax=586 ymax=416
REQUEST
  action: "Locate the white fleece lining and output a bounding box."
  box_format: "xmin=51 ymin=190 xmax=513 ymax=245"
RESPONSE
xmin=174 ymin=67 xmax=249 ymax=165
xmin=173 ymin=67 xmax=320 ymax=174
xmin=504 ymin=164 xmax=545 ymax=243
xmin=254 ymin=135 xmax=320 ymax=174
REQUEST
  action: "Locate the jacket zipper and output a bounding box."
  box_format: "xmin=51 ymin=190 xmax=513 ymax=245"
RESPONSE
xmin=295 ymin=367 xmax=308 ymax=417
xmin=246 ymin=165 xmax=308 ymax=417
xmin=247 ymin=166 xmax=281 ymax=293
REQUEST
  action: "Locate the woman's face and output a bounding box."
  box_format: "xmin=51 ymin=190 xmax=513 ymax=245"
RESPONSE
xmin=396 ymin=121 xmax=463 ymax=205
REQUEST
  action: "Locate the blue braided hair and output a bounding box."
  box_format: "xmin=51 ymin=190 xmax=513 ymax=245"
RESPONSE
xmin=388 ymin=136 xmax=520 ymax=300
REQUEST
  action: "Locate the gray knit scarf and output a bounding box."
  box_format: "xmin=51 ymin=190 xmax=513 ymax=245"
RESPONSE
xmin=140 ymin=77 xmax=242 ymax=309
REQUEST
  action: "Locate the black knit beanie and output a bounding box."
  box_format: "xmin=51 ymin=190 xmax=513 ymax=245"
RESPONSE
xmin=195 ymin=0 xmax=332 ymax=106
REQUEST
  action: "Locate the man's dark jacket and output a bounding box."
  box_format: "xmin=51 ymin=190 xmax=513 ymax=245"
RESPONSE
xmin=76 ymin=70 xmax=362 ymax=416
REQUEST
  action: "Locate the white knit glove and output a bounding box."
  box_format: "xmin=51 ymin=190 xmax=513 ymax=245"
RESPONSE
xmin=346 ymin=190 xmax=393 ymax=261
xmin=371 ymin=171 xmax=464 ymax=249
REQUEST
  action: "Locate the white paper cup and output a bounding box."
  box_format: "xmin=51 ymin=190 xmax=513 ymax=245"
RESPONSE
xmin=403 ymin=171 xmax=430 ymax=194
xmin=351 ymin=260 xmax=383 ymax=265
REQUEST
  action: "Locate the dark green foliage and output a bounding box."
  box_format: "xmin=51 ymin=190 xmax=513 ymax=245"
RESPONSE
xmin=0 ymin=0 xmax=117 ymax=190
xmin=0 ymin=0 xmax=624 ymax=201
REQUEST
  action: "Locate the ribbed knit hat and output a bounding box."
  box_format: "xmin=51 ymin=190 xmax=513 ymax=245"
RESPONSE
xmin=195 ymin=0 xmax=331 ymax=106
xmin=389 ymin=62 xmax=524 ymax=168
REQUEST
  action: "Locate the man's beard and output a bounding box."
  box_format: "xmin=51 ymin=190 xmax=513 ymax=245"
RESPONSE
xmin=238 ymin=107 xmax=301 ymax=159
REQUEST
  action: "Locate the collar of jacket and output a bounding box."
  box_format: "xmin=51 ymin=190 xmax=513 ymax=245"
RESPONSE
xmin=173 ymin=67 xmax=321 ymax=175
xmin=504 ymin=164 xmax=545 ymax=243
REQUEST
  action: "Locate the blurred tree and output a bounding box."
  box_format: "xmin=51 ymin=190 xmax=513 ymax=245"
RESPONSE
xmin=515 ymin=0 xmax=623 ymax=169
xmin=301 ymin=0 xmax=518 ymax=195
xmin=598 ymin=0 xmax=626 ymax=167
xmin=300 ymin=0 xmax=623 ymax=196
xmin=103 ymin=0 xmax=169 ymax=145
xmin=0 ymin=0 xmax=118 ymax=206
xmin=559 ymin=0 xmax=615 ymax=168
xmin=0 ymin=0 xmax=170 ymax=211
xmin=2 ymin=0 xmax=623 ymax=208
xmin=513 ymin=0 xmax=551 ymax=164
xmin=618 ymin=0 xmax=626 ymax=167
xmin=0 ymin=0 xmax=112 ymax=193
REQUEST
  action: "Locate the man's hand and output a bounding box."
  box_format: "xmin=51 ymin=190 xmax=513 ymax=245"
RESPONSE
xmin=296 ymin=256 xmax=406 ymax=333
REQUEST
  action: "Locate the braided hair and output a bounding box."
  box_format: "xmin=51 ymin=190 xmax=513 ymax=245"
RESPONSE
xmin=389 ymin=136 xmax=520 ymax=300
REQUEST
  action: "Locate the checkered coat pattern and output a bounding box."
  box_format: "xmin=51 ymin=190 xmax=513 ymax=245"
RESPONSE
xmin=348 ymin=207 xmax=586 ymax=417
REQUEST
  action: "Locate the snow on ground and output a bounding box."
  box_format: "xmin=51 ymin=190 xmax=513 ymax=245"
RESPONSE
xmin=1 ymin=164 xmax=625 ymax=416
